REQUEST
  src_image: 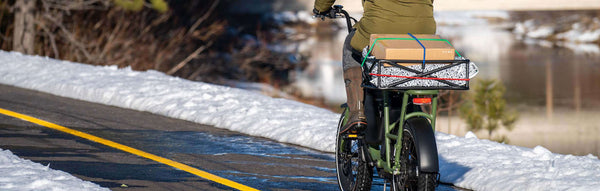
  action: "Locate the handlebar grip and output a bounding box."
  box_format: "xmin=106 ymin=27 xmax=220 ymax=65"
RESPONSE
xmin=314 ymin=5 xmax=355 ymax=33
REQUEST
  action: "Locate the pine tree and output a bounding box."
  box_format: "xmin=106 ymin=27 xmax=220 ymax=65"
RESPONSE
xmin=459 ymin=79 xmax=518 ymax=142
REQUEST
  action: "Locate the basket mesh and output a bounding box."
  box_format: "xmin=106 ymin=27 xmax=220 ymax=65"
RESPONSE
xmin=364 ymin=60 xmax=477 ymax=89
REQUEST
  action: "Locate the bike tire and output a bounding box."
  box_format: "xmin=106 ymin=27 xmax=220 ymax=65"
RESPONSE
xmin=418 ymin=173 xmax=437 ymax=191
xmin=392 ymin=119 xmax=437 ymax=191
xmin=335 ymin=109 xmax=373 ymax=191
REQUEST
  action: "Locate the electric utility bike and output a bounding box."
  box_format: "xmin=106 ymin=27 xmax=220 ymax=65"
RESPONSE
xmin=323 ymin=5 xmax=471 ymax=191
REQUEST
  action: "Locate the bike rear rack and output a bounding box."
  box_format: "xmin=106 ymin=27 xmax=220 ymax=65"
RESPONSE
xmin=362 ymin=59 xmax=471 ymax=90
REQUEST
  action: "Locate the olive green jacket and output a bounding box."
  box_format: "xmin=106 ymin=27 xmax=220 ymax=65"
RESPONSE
xmin=314 ymin=0 xmax=436 ymax=51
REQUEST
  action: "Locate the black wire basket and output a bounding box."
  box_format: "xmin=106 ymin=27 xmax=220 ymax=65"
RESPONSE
xmin=362 ymin=58 xmax=472 ymax=90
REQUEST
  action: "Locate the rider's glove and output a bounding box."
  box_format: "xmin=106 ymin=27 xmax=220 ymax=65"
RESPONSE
xmin=313 ymin=7 xmax=333 ymax=20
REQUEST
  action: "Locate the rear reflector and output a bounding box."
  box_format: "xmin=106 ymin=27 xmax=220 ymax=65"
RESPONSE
xmin=413 ymin=98 xmax=432 ymax=105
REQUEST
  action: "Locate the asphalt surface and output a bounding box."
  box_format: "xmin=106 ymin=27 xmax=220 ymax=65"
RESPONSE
xmin=0 ymin=84 xmax=463 ymax=190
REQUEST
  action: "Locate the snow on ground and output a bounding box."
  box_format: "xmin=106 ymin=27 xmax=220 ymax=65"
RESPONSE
xmin=435 ymin=11 xmax=510 ymax=26
xmin=437 ymin=132 xmax=600 ymax=190
xmin=0 ymin=149 xmax=108 ymax=191
xmin=1 ymin=51 xmax=600 ymax=190
xmin=514 ymin=20 xmax=600 ymax=43
xmin=0 ymin=52 xmax=337 ymax=152
xmin=437 ymin=10 xmax=600 ymax=55
xmin=555 ymin=21 xmax=600 ymax=43
xmin=433 ymin=0 xmax=600 ymax=11
xmin=512 ymin=17 xmax=600 ymax=54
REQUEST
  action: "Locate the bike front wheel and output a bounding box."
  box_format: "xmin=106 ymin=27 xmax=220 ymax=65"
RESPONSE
xmin=335 ymin=109 xmax=373 ymax=191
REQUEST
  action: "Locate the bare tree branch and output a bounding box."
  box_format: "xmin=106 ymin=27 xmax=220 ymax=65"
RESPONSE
xmin=42 ymin=0 xmax=110 ymax=11
xmin=43 ymin=14 xmax=93 ymax=60
xmin=36 ymin=20 xmax=60 ymax=58
xmin=187 ymin=0 xmax=220 ymax=35
xmin=99 ymin=12 xmax=126 ymax=59
xmin=167 ymin=41 xmax=213 ymax=75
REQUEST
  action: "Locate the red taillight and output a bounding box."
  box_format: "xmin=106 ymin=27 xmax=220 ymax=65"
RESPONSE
xmin=413 ymin=98 xmax=432 ymax=105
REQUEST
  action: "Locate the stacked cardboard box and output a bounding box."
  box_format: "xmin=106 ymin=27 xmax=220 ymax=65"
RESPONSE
xmin=366 ymin=34 xmax=473 ymax=89
xmin=369 ymin=34 xmax=455 ymax=61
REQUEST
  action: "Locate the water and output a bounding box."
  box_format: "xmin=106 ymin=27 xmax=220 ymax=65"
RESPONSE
xmin=297 ymin=10 xmax=600 ymax=156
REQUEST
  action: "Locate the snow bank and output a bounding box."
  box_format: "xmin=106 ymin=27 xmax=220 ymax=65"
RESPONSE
xmin=0 ymin=149 xmax=108 ymax=191
xmin=556 ymin=23 xmax=600 ymax=43
xmin=269 ymin=10 xmax=316 ymax=25
xmin=0 ymin=51 xmax=338 ymax=152
xmin=435 ymin=11 xmax=510 ymax=26
xmin=513 ymin=18 xmax=600 ymax=43
xmin=1 ymin=51 xmax=600 ymax=190
xmin=437 ymin=133 xmax=600 ymax=190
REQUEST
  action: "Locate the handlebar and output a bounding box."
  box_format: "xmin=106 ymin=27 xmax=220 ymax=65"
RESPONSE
xmin=315 ymin=5 xmax=357 ymax=33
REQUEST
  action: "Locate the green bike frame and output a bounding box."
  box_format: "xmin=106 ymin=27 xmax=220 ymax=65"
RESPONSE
xmin=365 ymin=89 xmax=438 ymax=174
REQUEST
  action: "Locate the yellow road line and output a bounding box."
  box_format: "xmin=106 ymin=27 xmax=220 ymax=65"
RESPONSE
xmin=0 ymin=108 xmax=258 ymax=191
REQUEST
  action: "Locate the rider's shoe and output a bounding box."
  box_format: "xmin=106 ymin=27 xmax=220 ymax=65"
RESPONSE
xmin=340 ymin=111 xmax=367 ymax=134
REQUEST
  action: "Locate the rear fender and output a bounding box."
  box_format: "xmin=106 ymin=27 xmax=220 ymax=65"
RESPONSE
xmin=405 ymin=117 xmax=439 ymax=173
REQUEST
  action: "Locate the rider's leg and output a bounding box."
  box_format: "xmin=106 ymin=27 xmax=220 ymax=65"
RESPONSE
xmin=341 ymin=30 xmax=367 ymax=134
xmin=342 ymin=67 xmax=367 ymax=134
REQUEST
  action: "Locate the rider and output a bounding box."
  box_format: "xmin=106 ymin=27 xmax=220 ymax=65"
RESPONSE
xmin=313 ymin=0 xmax=436 ymax=134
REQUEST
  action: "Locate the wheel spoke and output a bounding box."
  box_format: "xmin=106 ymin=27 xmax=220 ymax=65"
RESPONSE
xmin=393 ymin=128 xmax=419 ymax=191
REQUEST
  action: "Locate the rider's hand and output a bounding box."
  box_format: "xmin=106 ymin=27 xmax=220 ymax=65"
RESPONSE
xmin=313 ymin=7 xmax=333 ymax=20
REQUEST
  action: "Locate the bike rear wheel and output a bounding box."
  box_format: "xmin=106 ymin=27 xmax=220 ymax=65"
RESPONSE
xmin=392 ymin=121 xmax=437 ymax=191
xmin=335 ymin=109 xmax=373 ymax=191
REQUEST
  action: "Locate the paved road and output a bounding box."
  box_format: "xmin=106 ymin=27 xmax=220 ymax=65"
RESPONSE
xmin=0 ymin=84 xmax=463 ymax=190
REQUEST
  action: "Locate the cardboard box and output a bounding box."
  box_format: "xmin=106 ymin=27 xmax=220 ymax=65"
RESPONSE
xmin=369 ymin=34 xmax=455 ymax=61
